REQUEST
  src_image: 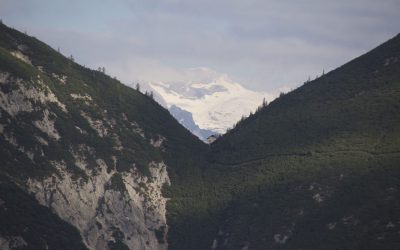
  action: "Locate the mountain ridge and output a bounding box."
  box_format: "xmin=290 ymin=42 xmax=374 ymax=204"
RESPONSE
xmin=0 ymin=22 xmax=399 ymax=250
xmin=0 ymin=22 xmax=206 ymax=250
xmin=143 ymin=72 xmax=276 ymax=135
xmin=167 ymin=32 xmax=400 ymax=250
xmin=168 ymin=104 xmax=215 ymax=141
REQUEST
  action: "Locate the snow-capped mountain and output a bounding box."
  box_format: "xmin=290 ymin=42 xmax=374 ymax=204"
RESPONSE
xmin=169 ymin=105 xmax=215 ymax=141
xmin=142 ymin=69 xmax=277 ymax=137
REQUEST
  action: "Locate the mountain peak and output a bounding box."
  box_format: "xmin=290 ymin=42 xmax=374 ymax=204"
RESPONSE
xmin=144 ymin=72 xmax=276 ymax=135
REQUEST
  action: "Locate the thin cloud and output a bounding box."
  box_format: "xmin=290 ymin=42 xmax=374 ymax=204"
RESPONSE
xmin=0 ymin=0 xmax=398 ymax=91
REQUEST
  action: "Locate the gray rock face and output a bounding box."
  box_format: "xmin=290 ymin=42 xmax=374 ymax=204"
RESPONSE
xmin=27 ymin=160 xmax=170 ymax=250
xmin=169 ymin=105 xmax=215 ymax=141
xmin=0 ymin=62 xmax=171 ymax=249
xmin=0 ymin=236 xmax=28 ymax=250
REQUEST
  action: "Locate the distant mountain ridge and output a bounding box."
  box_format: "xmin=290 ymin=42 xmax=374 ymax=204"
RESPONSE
xmin=142 ymin=71 xmax=277 ymax=136
xmin=1 ymin=22 xmax=400 ymax=250
xmin=0 ymin=22 xmax=207 ymax=250
xmin=168 ymin=105 xmax=215 ymax=141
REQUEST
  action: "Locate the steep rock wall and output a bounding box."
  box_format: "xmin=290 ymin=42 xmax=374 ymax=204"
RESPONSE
xmin=27 ymin=160 xmax=170 ymax=250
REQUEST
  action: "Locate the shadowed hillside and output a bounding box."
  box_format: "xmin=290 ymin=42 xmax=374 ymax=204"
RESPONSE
xmin=0 ymin=22 xmax=399 ymax=250
xmin=168 ymin=34 xmax=400 ymax=250
xmin=0 ymin=22 xmax=207 ymax=250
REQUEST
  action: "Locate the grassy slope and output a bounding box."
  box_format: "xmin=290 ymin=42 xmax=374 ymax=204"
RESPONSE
xmin=212 ymin=34 xmax=400 ymax=163
xmin=168 ymin=34 xmax=400 ymax=249
xmin=216 ymin=34 xmax=400 ymax=249
xmin=1 ymin=22 xmax=400 ymax=250
xmin=0 ymin=23 xmax=208 ymax=249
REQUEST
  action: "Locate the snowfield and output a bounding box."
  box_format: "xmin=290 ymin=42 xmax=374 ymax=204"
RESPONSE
xmin=145 ymin=74 xmax=278 ymax=134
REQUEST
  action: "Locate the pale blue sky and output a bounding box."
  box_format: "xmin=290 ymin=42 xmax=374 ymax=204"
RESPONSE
xmin=1 ymin=0 xmax=399 ymax=91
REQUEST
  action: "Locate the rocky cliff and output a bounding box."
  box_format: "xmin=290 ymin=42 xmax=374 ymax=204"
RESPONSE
xmin=0 ymin=23 xmax=205 ymax=250
xmin=1 ymin=23 xmax=400 ymax=250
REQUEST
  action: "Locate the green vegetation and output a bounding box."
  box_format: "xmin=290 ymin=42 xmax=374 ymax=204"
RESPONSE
xmin=0 ymin=22 xmax=205 ymax=180
xmin=0 ymin=22 xmax=206 ymax=248
xmin=107 ymin=173 xmax=127 ymax=194
xmin=0 ymin=22 xmax=399 ymax=250
xmin=108 ymin=227 xmax=130 ymax=250
xmin=0 ymin=180 xmax=88 ymax=250
xmin=165 ymin=33 xmax=400 ymax=250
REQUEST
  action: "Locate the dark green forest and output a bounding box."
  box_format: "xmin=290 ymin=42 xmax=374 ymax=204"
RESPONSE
xmin=0 ymin=22 xmax=399 ymax=250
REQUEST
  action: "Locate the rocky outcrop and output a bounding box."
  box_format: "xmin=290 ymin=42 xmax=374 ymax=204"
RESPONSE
xmin=0 ymin=26 xmax=207 ymax=250
xmin=0 ymin=72 xmax=67 ymax=117
xmin=27 ymin=160 xmax=170 ymax=250
xmin=0 ymin=236 xmax=28 ymax=250
xmin=0 ymin=63 xmax=171 ymax=250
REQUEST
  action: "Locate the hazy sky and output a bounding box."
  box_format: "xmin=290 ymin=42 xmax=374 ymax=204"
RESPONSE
xmin=1 ymin=0 xmax=399 ymax=91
